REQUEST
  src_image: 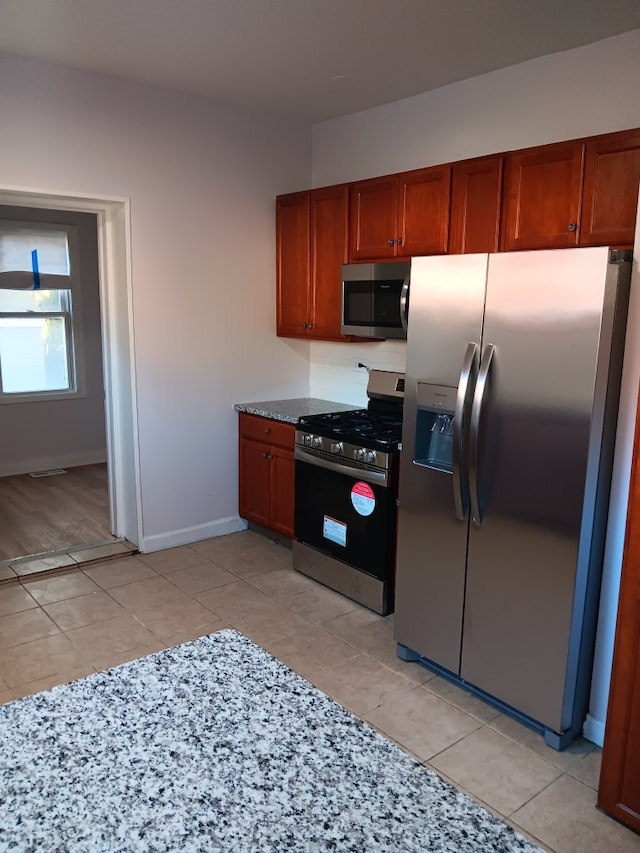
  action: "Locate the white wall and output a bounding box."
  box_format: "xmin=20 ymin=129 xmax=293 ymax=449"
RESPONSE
xmin=0 ymin=52 xmax=313 ymax=550
xmin=312 ymin=29 xmax=640 ymax=185
xmin=309 ymin=29 xmax=640 ymax=746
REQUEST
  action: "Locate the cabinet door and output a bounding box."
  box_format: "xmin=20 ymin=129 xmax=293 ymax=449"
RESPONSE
xmin=598 ymin=386 xmax=640 ymax=834
xmin=502 ymin=141 xmax=584 ymax=250
xmin=449 ymin=156 xmax=503 ymax=254
xmin=276 ymin=191 xmax=310 ymax=337
xmin=309 ymin=184 xmax=349 ymax=340
xmin=399 ymin=165 xmax=452 ymax=256
xmin=269 ymin=444 xmax=295 ymax=538
xmin=238 ymin=436 xmax=271 ymax=528
xmin=581 ymin=128 xmax=640 ymax=248
xmin=349 ymin=176 xmax=399 ymax=261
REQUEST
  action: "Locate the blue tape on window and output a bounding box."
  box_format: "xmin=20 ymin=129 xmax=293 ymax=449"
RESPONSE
xmin=31 ymin=249 xmax=40 ymax=290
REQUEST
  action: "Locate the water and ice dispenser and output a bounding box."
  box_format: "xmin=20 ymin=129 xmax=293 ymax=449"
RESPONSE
xmin=413 ymin=383 xmax=457 ymax=474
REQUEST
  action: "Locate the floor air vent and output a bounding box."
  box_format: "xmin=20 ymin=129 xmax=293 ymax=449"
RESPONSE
xmin=29 ymin=469 xmax=67 ymax=478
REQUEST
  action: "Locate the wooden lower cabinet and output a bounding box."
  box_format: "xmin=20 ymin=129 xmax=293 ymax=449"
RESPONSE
xmin=598 ymin=384 xmax=640 ymax=834
xmin=238 ymin=413 xmax=295 ymax=539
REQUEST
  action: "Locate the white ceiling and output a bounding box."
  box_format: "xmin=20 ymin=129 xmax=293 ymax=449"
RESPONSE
xmin=1 ymin=0 xmax=640 ymax=123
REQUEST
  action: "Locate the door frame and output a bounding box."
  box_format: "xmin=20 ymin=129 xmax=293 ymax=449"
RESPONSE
xmin=0 ymin=184 xmax=142 ymax=549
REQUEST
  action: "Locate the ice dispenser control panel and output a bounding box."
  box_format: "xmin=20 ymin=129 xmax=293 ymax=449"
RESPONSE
xmin=413 ymin=383 xmax=457 ymax=474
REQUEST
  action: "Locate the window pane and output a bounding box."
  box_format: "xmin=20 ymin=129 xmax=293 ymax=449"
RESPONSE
xmin=0 ymin=227 xmax=70 ymax=275
xmin=0 ymin=289 xmax=66 ymax=312
xmin=0 ymin=317 xmax=70 ymax=393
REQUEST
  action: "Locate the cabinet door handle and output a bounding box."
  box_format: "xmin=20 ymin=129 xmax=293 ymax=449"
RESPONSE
xmin=396 ymin=237 xmax=403 ymax=245
xmin=267 ymin=454 xmax=273 ymax=460
xmin=264 ymin=427 xmax=270 ymax=435
xmin=307 ymin=323 xmax=313 ymax=329
xmin=387 ymin=238 xmax=394 ymax=246
xmin=567 ymin=222 xmax=577 ymax=232
xmin=262 ymin=451 xmax=268 ymax=458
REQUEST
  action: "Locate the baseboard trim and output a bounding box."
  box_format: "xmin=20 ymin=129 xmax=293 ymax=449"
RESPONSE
xmin=139 ymin=516 xmax=248 ymax=554
xmin=0 ymin=451 xmax=107 ymax=478
xmin=582 ymin=713 xmax=605 ymax=747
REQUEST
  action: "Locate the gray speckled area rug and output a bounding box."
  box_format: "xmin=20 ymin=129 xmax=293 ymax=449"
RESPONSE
xmin=0 ymin=629 xmax=543 ymax=852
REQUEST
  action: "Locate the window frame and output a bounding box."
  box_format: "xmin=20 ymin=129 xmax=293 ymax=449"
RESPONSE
xmin=0 ymin=220 xmax=86 ymax=405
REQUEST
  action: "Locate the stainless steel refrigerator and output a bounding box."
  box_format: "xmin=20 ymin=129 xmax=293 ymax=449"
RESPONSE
xmin=394 ymin=247 xmax=632 ymax=749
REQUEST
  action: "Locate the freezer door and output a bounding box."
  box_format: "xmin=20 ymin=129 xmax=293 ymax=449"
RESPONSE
xmin=394 ymin=254 xmax=487 ymax=674
xmin=461 ymin=247 xmax=623 ymax=733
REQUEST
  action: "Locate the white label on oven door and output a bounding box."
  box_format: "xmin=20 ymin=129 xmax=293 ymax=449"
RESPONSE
xmin=323 ymin=515 xmax=347 ymax=547
xmin=351 ymin=481 xmax=375 ymax=516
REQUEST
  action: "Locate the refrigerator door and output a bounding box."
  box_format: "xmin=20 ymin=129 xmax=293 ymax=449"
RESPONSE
xmin=460 ymin=247 xmax=623 ymax=733
xmin=394 ymin=254 xmax=487 ymax=673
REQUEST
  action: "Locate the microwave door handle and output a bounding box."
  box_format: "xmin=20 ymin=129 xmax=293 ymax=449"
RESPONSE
xmin=400 ymin=277 xmax=409 ymax=336
xmin=469 ymin=343 xmax=495 ymax=527
xmin=453 ymin=342 xmax=478 ymax=520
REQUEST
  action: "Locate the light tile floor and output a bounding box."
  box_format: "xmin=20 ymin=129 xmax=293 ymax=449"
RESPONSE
xmin=0 ymin=529 xmax=639 ymax=853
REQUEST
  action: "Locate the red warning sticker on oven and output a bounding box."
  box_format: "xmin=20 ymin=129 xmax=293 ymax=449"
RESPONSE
xmin=351 ymin=481 xmax=375 ymax=516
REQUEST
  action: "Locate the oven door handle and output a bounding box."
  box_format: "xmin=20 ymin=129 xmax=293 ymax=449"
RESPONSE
xmin=295 ymin=446 xmax=389 ymax=487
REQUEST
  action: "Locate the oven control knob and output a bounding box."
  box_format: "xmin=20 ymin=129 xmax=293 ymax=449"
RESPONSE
xmin=330 ymin=442 xmax=343 ymax=454
xmin=311 ymin=435 xmax=322 ymax=448
xmin=364 ymin=450 xmax=376 ymax=463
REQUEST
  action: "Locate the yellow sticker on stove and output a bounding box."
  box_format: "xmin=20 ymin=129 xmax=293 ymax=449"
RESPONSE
xmin=351 ymin=481 xmax=375 ymax=516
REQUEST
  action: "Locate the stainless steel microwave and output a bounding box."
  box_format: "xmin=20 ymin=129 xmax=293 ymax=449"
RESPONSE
xmin=341 ymin=262 xmax=410 ymax=340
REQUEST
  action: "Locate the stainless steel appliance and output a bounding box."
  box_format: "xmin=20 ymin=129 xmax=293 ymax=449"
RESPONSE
xmin=341 ymin=262 xmax=410 ymax=339
xmin=293 ymin=370 xmax=404 ymax=615
xmin=394 ymin=247 xmax=632 ymax=749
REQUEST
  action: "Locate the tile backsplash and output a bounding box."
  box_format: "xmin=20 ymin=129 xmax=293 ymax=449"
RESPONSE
xmin=309 ymin=340 xmax=407 ymax=407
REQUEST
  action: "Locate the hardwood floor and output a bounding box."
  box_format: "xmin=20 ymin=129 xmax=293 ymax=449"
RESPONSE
xmin=0 ymin=464 xmax=113 ymax=562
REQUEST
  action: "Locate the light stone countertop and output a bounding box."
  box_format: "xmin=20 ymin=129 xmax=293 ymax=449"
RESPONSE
xmin=233 ymin=397 xmax=361 ymax=424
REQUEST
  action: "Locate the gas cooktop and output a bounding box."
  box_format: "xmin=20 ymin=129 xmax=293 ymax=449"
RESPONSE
xmin=296 ymin=370 xmax=405 ymax=453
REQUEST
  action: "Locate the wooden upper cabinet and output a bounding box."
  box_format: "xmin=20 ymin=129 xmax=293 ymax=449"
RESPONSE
xmin=449 ymin=155 xmax=503 ymax=254
xmin=349 ymin=166 xmax=451 ymax=261
xmin=598 ymin=383 xmax=640 ymax=834
xmin=501 ymin=141 xmax=584 ymax=251
xmin=349 ymin=175 xmax=399 ymax=260
xmin=309 ymin=184 xmax=349 ymax=339
xmin=276 ymin=184 xmax=350 ymax=341
xmin=276 ymin=191 xmax=310 ymax=337
xmin=580 ymin=128 xmax=640 ymax=248
xmin=399 ymin=165 xmax=451 ymax=257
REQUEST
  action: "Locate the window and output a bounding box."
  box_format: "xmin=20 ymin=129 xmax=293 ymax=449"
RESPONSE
xmin=0 ymin=222 xmax=85 ymax=403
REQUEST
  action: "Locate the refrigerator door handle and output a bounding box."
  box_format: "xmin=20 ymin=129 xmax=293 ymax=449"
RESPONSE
xmin=400 ymin=276 xmax=410 ymax=337
xmin=453 ymin=342 xmax=478 ymax=520
xmin=469 ymin=343 xmax=495 ymax=527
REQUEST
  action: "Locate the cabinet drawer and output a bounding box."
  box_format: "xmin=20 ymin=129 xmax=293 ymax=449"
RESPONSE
xmin=239 ymin=413 xmax=294 ymax=448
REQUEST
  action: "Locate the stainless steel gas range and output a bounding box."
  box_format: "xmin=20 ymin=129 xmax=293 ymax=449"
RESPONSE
xmin=293 ymin=370 xmax=405 ymax=615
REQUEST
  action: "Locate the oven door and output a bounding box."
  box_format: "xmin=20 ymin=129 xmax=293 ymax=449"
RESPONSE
xmin=294 ymin=448 xmax=397 ymax=581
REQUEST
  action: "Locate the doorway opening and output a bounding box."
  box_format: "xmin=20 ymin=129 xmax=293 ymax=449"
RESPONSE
xmin=0 ymin=186 xmax=141 ymax=578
